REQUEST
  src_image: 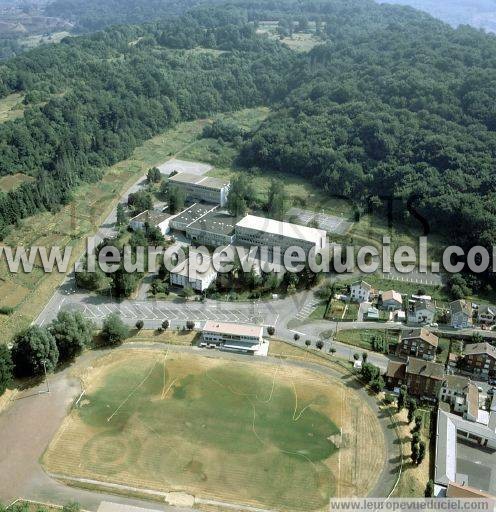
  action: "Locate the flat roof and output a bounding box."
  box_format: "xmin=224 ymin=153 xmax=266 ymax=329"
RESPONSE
xmin=130 ymin=210 xmax=172 ymax=225
xmin=187 ymin=210 xmax=239 ymax=236
xmin=171 ymin=203 xmax=218 ymax=227
xmin=236 ymin=214 xmax=327 ymax=244
xmin=169 ymin=172 xmax=229 ymax=190
xmin=203 ymin=320 xmax=262 ymax=338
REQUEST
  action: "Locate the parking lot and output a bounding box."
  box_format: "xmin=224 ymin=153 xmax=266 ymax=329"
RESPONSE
xmin=285 ymin=207 xmax=353 ymax=234
xmin=63 ymin=299 xmax=273 ymax=328
xmin=157 ymin=158 xmax=212 ymax=176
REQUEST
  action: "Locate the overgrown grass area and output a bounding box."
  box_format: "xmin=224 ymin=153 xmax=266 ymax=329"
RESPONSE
xmin=43 ymin=350 xmax=346 ymax=511
xmin=388 ymin=406 xmax=432 ymax=498
xmin=333 ymin=329 xmax=399 ymax=352
xmin=325 ymin=300 xmax=359 ymax=322
xmin=0 ymin=92 xmax=24 ymax=124
xmin=125 ymin=329 xmax=199 ymax=346
xmin=0 ymin=172 xmax=34 ymax=192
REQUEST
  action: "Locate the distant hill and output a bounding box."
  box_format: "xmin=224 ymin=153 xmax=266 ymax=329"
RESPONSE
xmin=380 ymin=0 xmax=496 ymax=32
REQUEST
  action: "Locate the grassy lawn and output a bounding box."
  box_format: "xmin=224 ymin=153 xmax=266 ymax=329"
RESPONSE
xmin=332 ymin=329 xmax=399 ymax=352
xmin=0 ymin=172 xmax=34 ymax=192
xmin=309 ymin=301 xmax=328 ymax=320
xmin=43 ymin=349 xmax=343 ymax=511
xmin=325 ymin=300 xmax=359 ymax=322
xmin=0 ymin=92 xmax=24 ymax=124
xmin=126 ymin=329 xmax=199 ymax=346
xmin=387 ymin=406 xmax=432 ymax=498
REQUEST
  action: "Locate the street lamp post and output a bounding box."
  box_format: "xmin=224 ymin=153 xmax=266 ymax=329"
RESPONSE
xmin=42 ymin=360 xmax=50 ymax=394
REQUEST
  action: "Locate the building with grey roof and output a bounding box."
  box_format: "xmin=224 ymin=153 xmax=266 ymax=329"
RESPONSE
xmin=186 ymin=210 xmax=239 ymax=247
xmin=169 ymin=203 xmax=218 ymax=232
xmin=168 ymin=172 xmax=230 ymax=206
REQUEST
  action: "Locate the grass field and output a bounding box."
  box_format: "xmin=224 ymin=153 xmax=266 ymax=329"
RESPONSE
xmin=43 ymin=350 xmax=386 ymax=510
xmin=0 ymin=92 xmax=24 ymax=124
xmin=0 ymin=172 xmax=34 ymax=192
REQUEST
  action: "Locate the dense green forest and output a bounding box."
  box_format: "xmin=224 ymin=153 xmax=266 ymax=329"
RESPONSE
xmin=0 ymin=6 xmax=296 ymax=238
xmin=1 ymin=0 xmax=496 ymax=290
xmin=43 ymin=0 xmax=206 ymax=32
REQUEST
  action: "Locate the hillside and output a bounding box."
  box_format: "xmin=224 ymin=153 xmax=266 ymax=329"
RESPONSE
xmin=0 ymin=0 xmax=496 ymax=293
xmin=380 ymin=0 xmax=496 ymax=32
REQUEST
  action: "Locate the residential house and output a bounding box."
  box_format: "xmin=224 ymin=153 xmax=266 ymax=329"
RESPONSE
xmin=365 ymin=306 xmax=379 ymax=320
xmin=397 ymin=328 xmax=438 ymax=361
xmin=386 ymin=356 xmax=444 ymax=398
xmin=407 ymin=299 xmax=436 ymax=326
xmin=450 ymin=299 xmax=473 ymax=329
xmin=478 ymin=305 xmax=496 ymax=326
xmin=350 ymin=280 xmax=372 ymax=303
xmin=460 ymin=342 xmax=496 ymax=380
xmin=380 ymin=290 xmax=403 ymax=311
xmin=439 ymin=375 xmax=479 ymax=422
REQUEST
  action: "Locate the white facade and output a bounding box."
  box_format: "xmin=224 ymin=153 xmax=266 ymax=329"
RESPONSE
xmin=129 ymin=210 xmax=174 ymax=235
xmin=408 ymin=300 xmax=436 ymax=325
xmin=350 ymin=280 xmax=372 ymax=303
xmin=200 ymin=320 xmax=268 ymax=356
xmin=168 ymin=173 xmax=230 ymax=206
xmin=235 ymin=215 xmax=327 ymax=254
xmin=169 ymin=251 xmax=217 ymax=292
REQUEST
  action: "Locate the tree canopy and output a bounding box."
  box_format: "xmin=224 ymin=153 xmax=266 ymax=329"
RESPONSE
xmin=11 ymin=326 xmax=59 ymax=377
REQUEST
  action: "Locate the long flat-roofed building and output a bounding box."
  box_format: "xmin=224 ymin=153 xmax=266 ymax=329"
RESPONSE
xmin=168 ymin=172 xmax=230 ymax=206
xmin=186 ymin=210 xmax=239 ymax=247
xmin=169 ymin=203 xmax=218 ymax=232
xmin=129 ymin=210 xmax=175 ymax=235
xmin=235 ymin=214 xmax=327 ymax=254
xmin=201 ymin=320 xmax=268 ymax=356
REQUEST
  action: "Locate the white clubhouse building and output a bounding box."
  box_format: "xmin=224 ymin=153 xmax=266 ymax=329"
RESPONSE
xmin=201 ymin=320 xmax=268 ymax=356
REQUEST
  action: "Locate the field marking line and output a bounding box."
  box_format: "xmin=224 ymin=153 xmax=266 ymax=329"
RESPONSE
xmin=161 ymin=378 xmax=177 ymax=400
xmin=160 ymin=349 xmax=170 ymax=399
xmin=291 ymin=379 xmax=314 ymax=422
xmin=106 ymin=359 xmax=159 ymax=423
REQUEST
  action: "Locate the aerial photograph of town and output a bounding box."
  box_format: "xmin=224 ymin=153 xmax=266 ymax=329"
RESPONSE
xmin=0 ymin=0 xmax=495 ymax=511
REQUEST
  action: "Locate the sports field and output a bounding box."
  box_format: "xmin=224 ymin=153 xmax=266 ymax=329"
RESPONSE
xmin=42 ymin=350 xmax=386 ymax=511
